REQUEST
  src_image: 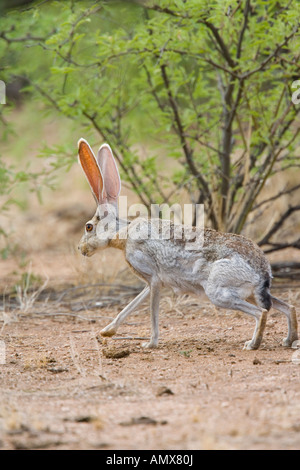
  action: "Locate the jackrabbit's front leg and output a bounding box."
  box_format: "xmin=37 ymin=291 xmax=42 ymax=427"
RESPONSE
xmin=142 ymin=280 xmax=161 ymax=349
xmin=101 ymin=286 xmax=150 ymax=337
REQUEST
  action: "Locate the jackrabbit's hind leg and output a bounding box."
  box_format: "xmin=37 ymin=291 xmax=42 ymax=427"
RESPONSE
xmin=206 ymin=286 xmax=267 ymax=350
xmin=226 ymin=297 xmax=267 ymax=350
xmin=242 ymin=306 xmax=268 ymax=350
xmin=100 ymin=286 xmax=150 ymax=337
xmin=271 ymin=295 xmax=298 ymax=347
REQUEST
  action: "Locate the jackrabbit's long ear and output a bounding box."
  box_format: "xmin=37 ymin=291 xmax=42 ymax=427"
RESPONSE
xmin=97 ymin=144 xmax=121 ymax=204
xmin=78 ymin=138 xmax=106 ymax=204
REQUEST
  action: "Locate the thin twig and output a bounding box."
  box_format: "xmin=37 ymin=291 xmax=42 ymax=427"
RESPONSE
xmin=258 ymin=205 xmax=300 ymax=247
xmin=21 ymin=312 xmax=113 ymax=321
xmin=112 ymin=336 xmax=150 ymax=341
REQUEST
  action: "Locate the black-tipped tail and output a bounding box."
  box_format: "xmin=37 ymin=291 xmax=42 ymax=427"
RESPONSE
xmin=258 ymin=274 xmax=272 ymax=311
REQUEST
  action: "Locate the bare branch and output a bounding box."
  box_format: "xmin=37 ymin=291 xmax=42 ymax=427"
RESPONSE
xmin=236 ymin=0 xmax=250 ymax=59
xmin=252 ymin=183 xmax=300 ymax=212
xmin=242 ymin=23 xmax=300 ymax=79
xmin=201 ymin=20 xmax=237 ymax=68
xmin=219 ymin=77 xmax=245 ymax=222
xmin=263 ymin=238 xmax=300 ymax=254
xmin=159 ymin=64 xmax=215 ymax=209
xmin=271 ymin=261 xmax=300 ymax=279
xmin=143 ymin=3 xmax=237 ymax=68
xmin=0 ymin=30 xmax=52 ymax=44
xmin=143 ymin=3 xmax=183 ymax=18
xmin=143 ymin=64 xmax=166 ymax=113
xmin=229 ymin=95 xmax=300 ymax=234
xmin=258 ymin=205 xmax=300 ymax=247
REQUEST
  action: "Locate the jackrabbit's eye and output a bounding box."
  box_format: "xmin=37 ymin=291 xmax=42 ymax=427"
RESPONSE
xmin=85 ymin=223 xmax=93 ymax=232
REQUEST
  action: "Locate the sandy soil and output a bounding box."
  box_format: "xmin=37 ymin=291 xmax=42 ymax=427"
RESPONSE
xmin=0 ymin=172 xmax=299 ymax=451
xmin=0 ymin=276 xmax=299 ymax=450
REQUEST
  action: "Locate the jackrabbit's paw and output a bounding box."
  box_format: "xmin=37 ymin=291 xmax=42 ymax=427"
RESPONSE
xmin=282 ymin=334 xmax=298 ymax=348
xmin=142 ymin=340 xmax=158 ymax=349
xmin=100 ymin=325 xmax=117 ymax=337
xmin=243 ymin=339 xmax=259 ymax=350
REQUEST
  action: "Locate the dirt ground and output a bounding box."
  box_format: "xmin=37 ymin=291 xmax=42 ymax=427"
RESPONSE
xmin=0 ymin=169 xmax=300 ymax=451
xmin=0 ymin=271 xmax=300 ymax=450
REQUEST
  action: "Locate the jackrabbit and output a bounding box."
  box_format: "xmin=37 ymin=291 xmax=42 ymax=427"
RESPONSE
xmin=77 ymin=139 xmax=298 ymax=350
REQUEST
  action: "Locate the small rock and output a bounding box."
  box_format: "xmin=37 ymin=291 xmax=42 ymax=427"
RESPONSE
xmin=120 ymin=416 xmax=167 ymax=426
xmin=47 ymin=367 xmax=69 ymax=374
xmin=64 ymin=415 xmax=95 ymax=423
xmin=253 ymin=357 xmax=262 ymax=365
xmin=156 ymin=386 xmax=174 ymax=397
xmin=102 ymin=348 xmax=131 ymax=359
